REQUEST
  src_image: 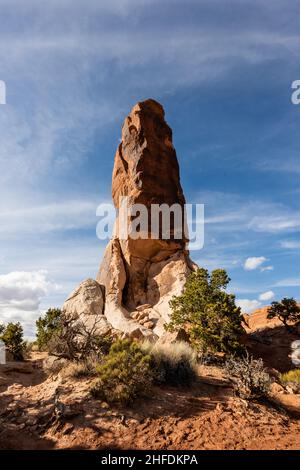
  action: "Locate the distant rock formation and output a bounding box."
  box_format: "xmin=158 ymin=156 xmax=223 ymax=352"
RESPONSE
xmin=63 ymin=99 xmax=197 ymax=340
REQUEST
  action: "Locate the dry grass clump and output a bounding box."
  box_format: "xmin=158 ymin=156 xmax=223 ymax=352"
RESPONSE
xmin=60 ymin=357 xmax=99 ymax=379
xmin=280 ymin=369 xmax=300 ymax=384
xmin=143 ymin=340 xmax=197 ymax=386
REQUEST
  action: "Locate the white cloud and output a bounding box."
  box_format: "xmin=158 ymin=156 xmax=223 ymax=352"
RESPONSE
xmin=0 ymin=270 xmax=59 ymax=336
xmin=237 ymin=290 xmax=275 ymax=314
xmin=244 ymin=256 xmax=267 ymax=271
xmin=0 ymin=236 xmax=108 ymax=335
xmin=259 ymin=290 xmax=275 ymax=301
xmin=236 ymin=299 xmax=261 ymax=313
xmin=0 ymin=270 xmax=55 ymax=304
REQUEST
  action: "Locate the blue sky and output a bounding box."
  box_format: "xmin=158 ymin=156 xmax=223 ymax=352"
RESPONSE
xmin=0 ymin=0 xmax=300 ymax=337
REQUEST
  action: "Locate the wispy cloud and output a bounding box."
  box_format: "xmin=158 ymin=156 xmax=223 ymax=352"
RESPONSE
xmin=280 ymin=240 xmax=300 ymax=249
xmin=249 ymin=215 xmax=300 ymax=233
xmin=0 ymin=101 xmax=120 ymax=188
xmin=0 ymin=199 xmax=107 ymax=235
xmin=274 ymin=278 xmax=300 ymax=287
xmin=260 ymin=265 xmax=274 ymax=272
xmin=198 ymin=191 xmax=300 ymax=235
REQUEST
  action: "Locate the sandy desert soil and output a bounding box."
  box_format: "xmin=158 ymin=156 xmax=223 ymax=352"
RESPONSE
xmin=1 ymin=309 xmax=299 ymax=450
xmin=0 ymin=350 xmax=300 ymax=450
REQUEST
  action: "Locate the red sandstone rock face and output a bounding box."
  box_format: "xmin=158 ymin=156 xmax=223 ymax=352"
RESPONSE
xmin=100 ymin=99 xmax=192 ymax=314
xmin=112 ymin=99 xmax=185 ymax=212
xmin=112 ymin=99 xmax=187 ymax=254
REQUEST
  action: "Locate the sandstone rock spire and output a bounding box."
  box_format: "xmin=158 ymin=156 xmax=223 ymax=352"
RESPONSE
xmin=96 ymin=99 xmax=196 ymax=338
xmin=63 ymin=99 xmax=196 ymax=340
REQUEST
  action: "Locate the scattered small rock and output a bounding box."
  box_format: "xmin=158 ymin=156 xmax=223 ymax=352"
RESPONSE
xmin=143 ymin=321 xmax=154 ymax=329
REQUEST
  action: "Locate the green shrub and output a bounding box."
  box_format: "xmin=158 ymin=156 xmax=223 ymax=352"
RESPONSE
xmin=280 ymin=369 xmax=300 ymax=384
xmin=36 ymin=308 xmax=62 ymax=351
xmin=143 ymin=341 xmax=197 ymax=386
xmin=0 ymin=322 xmax=25 ymax=360
xmin=91 ymin=339 xmax=153 ymax=405
xmin=93 ymin=334 xmax=113 ymax=355
xmin=167 ymin=268 xmax=244 ymax=354
xmin=59 ymin=352 xmax=101 ymax=378
xmin=225 ymin=355 xmax=271 ymax=400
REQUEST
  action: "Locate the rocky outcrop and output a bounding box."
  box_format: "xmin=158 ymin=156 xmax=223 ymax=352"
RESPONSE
xmin=63 ymin=279 xmax=104 ymax=318
xmin=245 ymin=307 xmax=300 ymax=372
xmin=63 ymin=99 xmax=197 ymax=340
xmin=62 ymin=279 xmax=112 ymax=336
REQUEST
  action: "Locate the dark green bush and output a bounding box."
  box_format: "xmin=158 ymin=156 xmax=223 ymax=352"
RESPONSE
xmin=1 ymin=322 xmax=25 ymax=360
xmin=91 ymin=339 xmax=153 ymax=405
xmin=36 ymin=308 xmax=62 ymax=351
xmin=167 ymin=268 xmax=244 ymax=354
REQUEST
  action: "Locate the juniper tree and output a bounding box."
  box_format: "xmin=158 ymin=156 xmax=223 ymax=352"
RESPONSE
xmin=1 ymin=322 xmax=25 ymax=360
xmin=36 ymin=308 xmax=62 ymax=351
xmin=167 ymin=268 xmax=244 ymax=354
xmin=267 ymin=298 xmax=300 ymax=331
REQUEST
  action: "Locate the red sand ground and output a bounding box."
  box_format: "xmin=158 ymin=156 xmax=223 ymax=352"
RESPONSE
xmin=0 ymin=309 xmax=299 ymax=450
